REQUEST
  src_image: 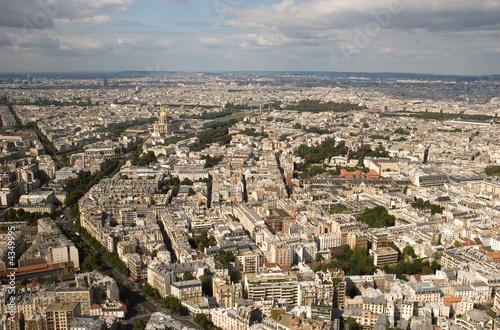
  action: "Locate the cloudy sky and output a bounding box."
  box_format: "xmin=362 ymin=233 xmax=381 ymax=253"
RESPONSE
xmin=0 ymin=0 xmax=499 ymax=75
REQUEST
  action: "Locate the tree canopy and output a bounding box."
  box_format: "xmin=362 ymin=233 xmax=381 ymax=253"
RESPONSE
xmin=194 ymin=313 xmax=212 ymax=329
xmin=411 ymin=198 xmax=444 ymax=215
xmin=283 ymin=99 xmax=366 ymax=113
xmin=485 ymin=165 xmax=500 ymax=176
xmin=343 ymin=317 xmax=363 ymax=330
xmin=192 ymin=230 xmax=216 ymax=252
xmin=359 ymin=206 xmax=396 ymax=228
xmin=348 ymin=144 xmax=390 ymax=162
xmin=381 ymin=257 xmax=440 ymax=279
xmin=403 ymin=246 xmax=417 ymax=258
xmin=161 ymin=295 xmax=188 ymax=315
xmin=201 ymin=155 xmax=224 ymax=168
xmin=130 ymin=151 xmax=157 ymax=166
xmin=297 ymin=138 xmax=348 ymax=164
xmin=189 ymin=121 xmax=237 ymax=152
xmin=315 ymin=246 xmax=376 ymax=276
xmin=133 ymin=319 xmax=147 ymax=330
xmin=214 ymin=250 xmax=236 ymax=267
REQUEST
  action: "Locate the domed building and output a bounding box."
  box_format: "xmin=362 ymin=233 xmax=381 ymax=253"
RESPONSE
xmin=153 ymin=106 xmax=168 ymax=137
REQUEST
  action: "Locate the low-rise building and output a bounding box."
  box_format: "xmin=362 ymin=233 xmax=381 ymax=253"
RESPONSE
xmin=372 ymin=247 xmax=399 ymax=266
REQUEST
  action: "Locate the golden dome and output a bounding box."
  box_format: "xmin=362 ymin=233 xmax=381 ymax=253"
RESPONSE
xmin=160 ymin=106 xmax=168 ymax=118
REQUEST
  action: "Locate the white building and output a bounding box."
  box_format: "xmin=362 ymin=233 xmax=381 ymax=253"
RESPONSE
xmin=491 ymin=236 xmax=500 ymax=251
xmin=210 ymin=308 xmax=237 ymax=330
xmin=317 ymin=233 xmax=342 ymax=251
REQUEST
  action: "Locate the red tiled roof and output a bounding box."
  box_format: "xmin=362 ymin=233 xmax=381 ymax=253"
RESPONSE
xmin=443 ymin=296 xmax=461 ymax=307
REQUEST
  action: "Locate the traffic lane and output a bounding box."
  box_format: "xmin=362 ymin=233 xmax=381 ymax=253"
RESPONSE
xmin=58 ymin=209 xmax=196 ymax=328
xmin=144 ymin=299 xmax=198 ymax=329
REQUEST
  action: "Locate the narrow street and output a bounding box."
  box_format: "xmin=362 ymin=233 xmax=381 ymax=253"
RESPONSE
xmin=58 ymin=209 xmax=199 ymax=329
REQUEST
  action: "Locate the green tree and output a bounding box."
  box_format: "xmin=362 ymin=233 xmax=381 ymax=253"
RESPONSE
xmin=485 ymin=165 xmax=500 ymax=176
xmin=359 ymin=206 xmax=396 ymax=228
xmin=198 ymin=242 xmax=205 ymax=252
xmin=183 ymin=272 xmax=195 ymax=281
xmin=141 ymin=283 xmax=160 ymax=300
xmin=199 ymin=274 xmax=213 ymax=296
xmin=161 ymin=295 xmax=188 ymax=315
xmin=134 ymin=319 xmax=147 ymax=330
xmin=81 ymin=254 xmax=102 ymax=272
xmin=201 ymin=155 xmax=224 ymax=168
xmin=192 ymin=230 xmax=217 ymax=250
xmin=315 ymin=246 xmax=376 ymax=276
xmin=411 ymin=198 xmax=444 ymax=215
xmin=343 ymin=317 xmax=362 ymax=330
xmin=215 ymin=250 xmax=235 ymax=267
xmin=117 ymin=280 xmax=132 ymax=306
xmin=194 ymin=313 xmax=211 ymax=329
xmin=283 ymin=99 xmax=366 ymax=113
xmin=430 ymin=260 xmax=441 ymax=272
xmin=403 ymin=246 xmax=417 ymax=258
xmin=421 ymin=265 xmax=434 ymax=275
xmin=131 ymin=151 xmax=157 ymax=166
xmin=189 ymin=121 xmax=236 ymax=152
xmin=297 ymin=138 xmax=349 ymax=165
xmin=180 ymin=178 xmax=194 ymax=186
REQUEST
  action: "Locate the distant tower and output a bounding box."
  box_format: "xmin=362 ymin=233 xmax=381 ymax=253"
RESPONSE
xmin=153 ymin=106 xmax=168 ymax=137
xmin=27 ymin=74 xmax=32 ymax=84
xmin=423 ymin=144 xmax=431 ymax=164
xmin=103 ymin=77 xmax=108 ymax=87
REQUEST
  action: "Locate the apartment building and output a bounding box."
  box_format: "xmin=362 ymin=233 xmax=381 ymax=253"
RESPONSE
xmin=244 ymin=272 xmax=299 ymax=305
xmin=45 ymin=302 xmax=81 ymax=330
xmin=170 ymin=280 xmax=202 ymax=302
xmin=235 ymin=251 xmax=263 ymax=274
xmin=407 ymin=282 xmax=441 ymax=303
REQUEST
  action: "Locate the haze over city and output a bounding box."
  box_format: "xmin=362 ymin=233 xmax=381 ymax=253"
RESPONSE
xmin=1 ymin=0 xmax=500 ymax=75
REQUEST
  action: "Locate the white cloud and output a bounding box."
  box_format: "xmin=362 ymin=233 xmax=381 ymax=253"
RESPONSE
xmin=59 ymin=35 xmax=107 ymax=51
xmin=54 ymin=15 xmax=125 ymax=26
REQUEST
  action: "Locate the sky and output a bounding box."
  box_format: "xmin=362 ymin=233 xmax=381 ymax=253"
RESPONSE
xmin=0 ymin=0 xmax=499 ymax=75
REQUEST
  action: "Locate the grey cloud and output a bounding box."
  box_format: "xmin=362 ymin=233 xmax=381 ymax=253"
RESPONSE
xmin=391 ymin=10 xmax=500 ymax=32
xmin=225 ymin=0 xmax=500 ymax=37
xmin=0 ymin=0 xmax=56 ymax=29
xmin=19 ymin=34 xmax=61 ymax=49
xmin=0 ymin=30 xmax=60 ymax=49
xmin=0 ymin=0 xmax=136 ymax=30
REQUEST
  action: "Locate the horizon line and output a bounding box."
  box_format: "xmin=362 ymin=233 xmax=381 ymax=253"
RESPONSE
xmin=0 ymin=70 xmax=499 ymax=79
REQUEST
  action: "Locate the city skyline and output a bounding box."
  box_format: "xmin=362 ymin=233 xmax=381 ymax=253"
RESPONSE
xmin=1 ymin=0 xmax=499 ymax=75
